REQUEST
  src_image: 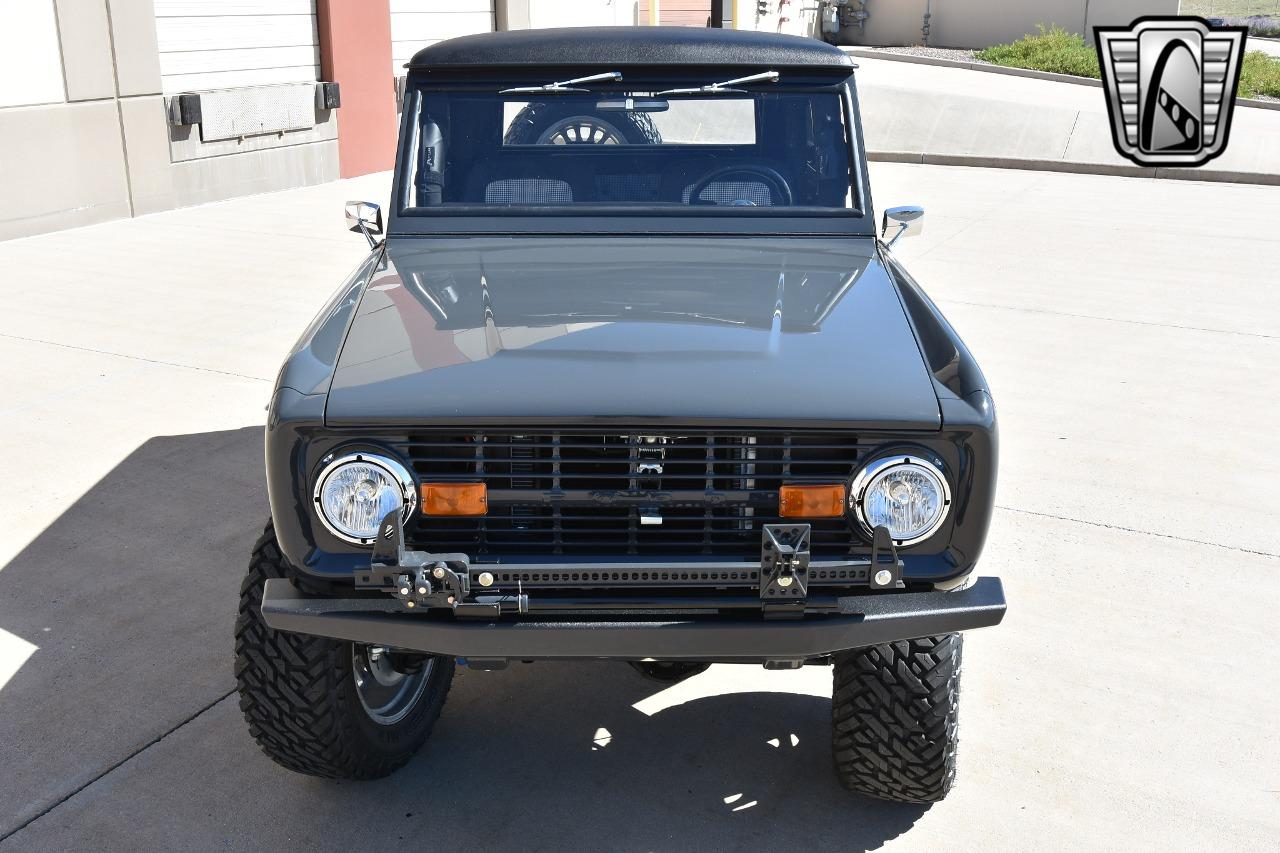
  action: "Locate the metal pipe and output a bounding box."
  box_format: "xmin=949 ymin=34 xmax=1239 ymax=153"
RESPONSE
xmin=922 ymin=0 xmax=932 ymax=46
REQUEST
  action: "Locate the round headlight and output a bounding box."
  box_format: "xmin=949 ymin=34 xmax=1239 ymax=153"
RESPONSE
xmin=314 ymin=453 xmax=417 ymax=545
xmin=850 ymin=455 xmax=951 ymax=545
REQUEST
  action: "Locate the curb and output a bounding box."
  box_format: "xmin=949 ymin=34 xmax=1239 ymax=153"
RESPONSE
xmin=867 ymin=151 xmax=1280 ymax=186
xmin=844 ymin=47 xmax=1280 ymax=112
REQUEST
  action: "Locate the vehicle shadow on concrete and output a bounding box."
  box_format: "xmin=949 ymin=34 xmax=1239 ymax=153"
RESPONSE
xmin=363 ymin=662 xmax=931 ymax=850
xmin=0 ymin=427 xmax=927 ymax=849
xmin=0 ymin=426 xmax=266 ymax=838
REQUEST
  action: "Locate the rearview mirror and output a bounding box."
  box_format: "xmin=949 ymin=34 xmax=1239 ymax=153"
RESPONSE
xmin=596 ymin=97 xmax=669 ymax=112
xmin=345 ymin=200 xmax=383 ymax=248
xmin=881 ymin=205 xmax=924 ymax=247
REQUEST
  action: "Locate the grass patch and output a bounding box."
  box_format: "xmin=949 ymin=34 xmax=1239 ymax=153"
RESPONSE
xmin=976 ymin=26 xmax=1101 ymax=78
xmin=977 ymin=25 xmax=1280 ymax=98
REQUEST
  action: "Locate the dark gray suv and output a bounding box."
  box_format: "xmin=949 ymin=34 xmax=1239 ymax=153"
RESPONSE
xmin=236 ymin=26 xmax=1005 ymax=804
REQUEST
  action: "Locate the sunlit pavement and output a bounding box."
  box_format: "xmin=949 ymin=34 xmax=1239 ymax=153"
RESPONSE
xmin=1 ymin=165 xmax=1277 ymax=851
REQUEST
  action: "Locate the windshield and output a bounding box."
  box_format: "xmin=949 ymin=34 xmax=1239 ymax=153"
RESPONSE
xmin=399 ymin=79 xmax=857 ymax=215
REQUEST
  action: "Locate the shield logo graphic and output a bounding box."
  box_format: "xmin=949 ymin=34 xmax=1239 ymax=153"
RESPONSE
xmin=1094 ymin=17 xmax=1247 ymax=167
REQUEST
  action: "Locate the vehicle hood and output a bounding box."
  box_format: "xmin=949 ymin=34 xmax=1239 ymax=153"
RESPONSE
xmin=325 ymin=236 xmax=940 ymax=429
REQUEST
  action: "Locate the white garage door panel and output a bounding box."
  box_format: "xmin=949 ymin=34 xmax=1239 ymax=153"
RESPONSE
xmin=154 ymin=0 xmax=315 ymax=15
xmin=162 ymin=66 xmax=323 ymax=92
xmin=391 ymin=0 xmax=491 ymax=12
xmin=386 ymin=4 xmax=491 ymax=76
xmin=160 ymin=45 xmax=320 ymax=76
xmin=390 ymin=4 xmax=493 ymax=77
xmin=155 ymin=3 xmax=321 ymax=92
xmin=155 ymin=16 xmax=318 ymax=52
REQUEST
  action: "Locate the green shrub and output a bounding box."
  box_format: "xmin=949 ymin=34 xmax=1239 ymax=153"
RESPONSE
xmin=1239 ymin=50 xmax=1280 ymax=98
xmin=977 ymin=26 xmax=1280 ymax=99
xmin=976 ymin=25 xmax=1101 ymax=78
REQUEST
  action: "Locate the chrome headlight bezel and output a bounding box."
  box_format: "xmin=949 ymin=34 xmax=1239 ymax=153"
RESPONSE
xmin=848 ymin=453 xmax=952 ymax=546
xmin=312 ymin=452 xmax=417 ymax=546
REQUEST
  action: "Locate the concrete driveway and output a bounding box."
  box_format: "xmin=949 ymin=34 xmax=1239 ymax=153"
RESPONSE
xmin=1 ymin=164 xmax=1277 ymax=851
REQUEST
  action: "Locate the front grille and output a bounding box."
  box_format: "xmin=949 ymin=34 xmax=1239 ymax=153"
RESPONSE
xmin=388 ymin=430 xmax=872 ymax=559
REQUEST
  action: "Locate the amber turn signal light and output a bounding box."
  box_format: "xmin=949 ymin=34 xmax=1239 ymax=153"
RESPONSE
xmin=778 ymin=484 xmax=846 ymax=518
xmin=421 ymin=483 xmax=488 ymax=516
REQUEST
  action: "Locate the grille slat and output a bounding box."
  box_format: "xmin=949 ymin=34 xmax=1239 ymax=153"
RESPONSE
xmin=394 ymin=430 xmax=870 ymax=559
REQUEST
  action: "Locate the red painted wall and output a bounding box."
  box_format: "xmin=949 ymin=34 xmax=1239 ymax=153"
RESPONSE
xmin=317 ymin=0 xmax=398 ymax=178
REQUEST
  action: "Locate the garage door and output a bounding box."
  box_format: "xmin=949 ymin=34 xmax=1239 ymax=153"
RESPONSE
xmin=154 ymin=0 xmax=321 ymax=92
xmin=639 ymin=0 xmax=713 ymax=27
xmin=391 ymin=0 xmax=495 ymax=78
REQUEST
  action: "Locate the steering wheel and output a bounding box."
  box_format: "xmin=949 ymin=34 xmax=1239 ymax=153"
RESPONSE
xmin=686 ymin=164 xmax=794 ymax=207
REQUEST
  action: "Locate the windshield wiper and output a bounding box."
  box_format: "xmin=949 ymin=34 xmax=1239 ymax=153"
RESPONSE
xmin=500 ymin=71 xmax=623 ymax=94
xmin=655 ymin=70 xmax=779 ymax=96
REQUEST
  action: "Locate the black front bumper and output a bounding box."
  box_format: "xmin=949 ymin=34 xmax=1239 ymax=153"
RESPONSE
xmin=260 ymin=576 xmax=1006 ymax=663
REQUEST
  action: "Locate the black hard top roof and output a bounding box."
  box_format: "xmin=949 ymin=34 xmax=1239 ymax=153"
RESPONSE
xmin=408 ymin=26 xmax=854 ymax=71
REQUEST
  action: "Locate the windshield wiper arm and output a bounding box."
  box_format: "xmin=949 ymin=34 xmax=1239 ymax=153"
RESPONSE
xmin=500 ymin=71 xmax=623 ymax=94
xmin=655 ymin=70 xmax=779 ymax=96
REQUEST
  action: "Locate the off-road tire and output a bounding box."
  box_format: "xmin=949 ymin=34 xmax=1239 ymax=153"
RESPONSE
xmin=831 ymin=634 xmax=962 ymax=803
xmin=235 ymin=522 xmax=454 ymax=779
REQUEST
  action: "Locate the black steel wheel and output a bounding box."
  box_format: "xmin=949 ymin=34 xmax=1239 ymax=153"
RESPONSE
xmin=831 ymin=634 xmax=962 ymax=803
xmin=351 ymin=645 xmax=435 ymax=725
xmin=537 ymin=115 xmax=630 ymax=145
xmin=235 ymin=522 xmax=454 ymax=779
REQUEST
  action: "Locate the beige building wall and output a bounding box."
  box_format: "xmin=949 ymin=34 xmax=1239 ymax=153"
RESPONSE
xmin=0 ymin=1 xmax=133 ymax=240
xmin=0 ymin=0 xmax=340 ymax=242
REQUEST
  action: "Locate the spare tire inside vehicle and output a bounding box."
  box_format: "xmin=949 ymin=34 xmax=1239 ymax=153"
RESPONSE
xmin=503 ymin=102 xmax=663 ymax=145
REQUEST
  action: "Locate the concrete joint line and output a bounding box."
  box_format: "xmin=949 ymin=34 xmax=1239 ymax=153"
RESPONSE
xmin=101 ymin=0 xmax=136 ymax=218
xmin=0 ymin=333 xmax=274 ymax=383
xmin=1061 ymin=112 xmax=1081 ymax=160
xmin=50 ymin=0 xmax=71 ymax=103
xmin=935 ymin=299 xmax=1280 ymax=341
xmin=995 ymin=506 xmax=1280 ymax=559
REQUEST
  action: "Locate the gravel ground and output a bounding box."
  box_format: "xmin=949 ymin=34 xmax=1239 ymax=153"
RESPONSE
xmin=857 ymin=45 xmax=987 ymax=64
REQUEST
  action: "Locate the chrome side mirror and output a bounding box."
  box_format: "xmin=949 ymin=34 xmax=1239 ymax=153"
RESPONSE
xmin=345 ymin=201 xmax=383 ymax=248
xmin=881 ymin=205 xmax=924 ymax=247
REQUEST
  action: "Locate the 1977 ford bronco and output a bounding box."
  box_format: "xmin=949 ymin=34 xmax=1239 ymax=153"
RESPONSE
xmin=236 ymin=27 xmax=1006 ymax=804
